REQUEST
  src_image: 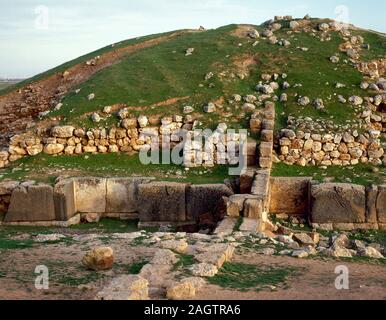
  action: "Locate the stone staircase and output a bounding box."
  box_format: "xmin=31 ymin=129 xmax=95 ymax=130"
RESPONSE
xmin=215 ymin=101 xmax=275 ymax=235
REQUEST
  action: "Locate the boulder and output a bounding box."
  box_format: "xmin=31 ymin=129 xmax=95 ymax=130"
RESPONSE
xmin=54 ymin=179 xmax=77 ymax=221
xmin=167 ymin=282 xmax=196 ymax=300
xmin=190 ymin=263 xmax=218 ymax=277
xmin=358 ymin=247 xmax=384 ymax=259
xmin=82 ymin=247 xmax=114 ymax=271
xmin=137 ymin=182 xmax=187 ymax=223
xmin=5 ymin=184 xmax=56 ymax=222
xmin=293 ymin=233 xmax=315 ymax=246
xmin=44 ymin=143 xmax=65 ymax=155
xmin=311 ymin=183 xmax=366 ymax=223
xmin=96 ymin=275 xmax=148 ymax=300
xmin=75 ymin=177 xmax=107 ymax=213
xmin=186 ymin=184 xmax=233 ymax=222
xmin=51 ymin=126 xmax=75 ymax=138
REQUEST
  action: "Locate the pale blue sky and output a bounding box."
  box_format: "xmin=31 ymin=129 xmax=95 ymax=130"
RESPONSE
xmin=0 ymin=0 xmax=385 ymax=78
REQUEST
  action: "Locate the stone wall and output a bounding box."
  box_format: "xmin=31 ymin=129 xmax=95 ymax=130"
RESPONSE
xmin=268 ymin=177 xmax=385 ymax=230
xmin=0 ymin=177 xmax=233 ymax=227
xmin=0 ymin=116 xmax=248 ymax=169
xmin=269 ymin=177 xmax=312 ymax=215
xmin=277 ymin=128 xmax=384 ymax=167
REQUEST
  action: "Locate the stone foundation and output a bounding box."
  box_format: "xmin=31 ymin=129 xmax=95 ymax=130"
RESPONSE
xmin=0 ymin=178 xmax=233 ymax=227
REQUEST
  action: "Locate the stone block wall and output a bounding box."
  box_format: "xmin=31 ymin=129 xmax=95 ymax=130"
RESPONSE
xmin=0 ymin=178 xmax=233 ymax=227
xmin=268 ymin=177 xmax=385 ymax=230
xmin=277 ymin=128 xmax=384 ymax=167
xmin=0 ymin=118 xmax=247 ymax=169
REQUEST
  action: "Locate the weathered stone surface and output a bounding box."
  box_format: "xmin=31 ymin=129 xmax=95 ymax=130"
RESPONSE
xmin=75 ymin=177 xmax=107 ymax=213
xmin=239 ymin=169 xmax=255 ymax=194
xmin=138 ymin=182 xmax=187 ymax=222
xmin=366 ymin=185 xmax=378 ymax=223
xmin=51 ymin=126 xmax=75 ymax=138
xmin=5 ymin=185 xmax=56 ymax=222
xmin=358 ymin=247 xmax=384 ymax=259
xmin=151 ymin=249 xmax=179 ymax=265
xmin=243 ymin=198 xmax=264 ymax=219
xmin=186 ymin=184 xmax=233 ymax=222
xmin=82 ymin=247 xmax=114 ymax=271
xmin=96 ymin=275 xmax=148 ymax=300
xmin=226 ymin=194 xmax=255 ymax=217
xmin=195 ymin=243 xmax=235 ymax=268
xmin=159 ymin=240 xmax=188 ymax=254
xmin=0 ymin=180 xmax=20 ymax=195
xmin=106 ymin=178 xmax=153 ymax=213
xmin=311 ymin=183 xmax=366 ymax=223
xmin=270 ymin=177 xmax=311 ymax=215
xmin=43 ymin=143 xmax=65 ymax=155
xmin=376 ymin=185 xmax=386 ymax=223
xmin=166 ymin=282 xmax=196 ymax=300
xmin=213 ymin=217 xmax=237 ymax=236
xmin=54 ymin=179 xmax=77 ymax=221
xmin=190 ymin=263 xmax=218 ymax=277
xmin=293 ymin=233 xmax=315 ymax=246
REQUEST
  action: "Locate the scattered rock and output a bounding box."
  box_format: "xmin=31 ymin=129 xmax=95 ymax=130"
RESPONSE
xmin=82 ymin=247 xmax=114 ymax=271
xmin=190 ymin=263 xmax=218 ymax=277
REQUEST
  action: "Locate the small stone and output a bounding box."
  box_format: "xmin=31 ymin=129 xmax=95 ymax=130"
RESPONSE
xmin=82 ymin=247 xmax=114 ymax=271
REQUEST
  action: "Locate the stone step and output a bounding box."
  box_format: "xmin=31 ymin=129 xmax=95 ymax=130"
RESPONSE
xmin=239 ymin=217 xmax=266 ymax=233
xmin=251 ymin=169 xmax=270 ymax=198
xmin=213 ymin=217 xmax=237 ymax=236
xmin=251 ymin=169 xmax=271 ymax=213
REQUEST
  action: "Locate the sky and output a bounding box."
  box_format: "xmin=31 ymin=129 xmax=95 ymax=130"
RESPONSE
xmin=0 ymin=0 xmax=385 ymax=79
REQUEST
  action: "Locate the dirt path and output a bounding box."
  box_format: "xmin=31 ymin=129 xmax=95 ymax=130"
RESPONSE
xmin=196 ymin=252 xmax=386 ymax=300
xmin=0 ymin=234 xmax=385 ymax=300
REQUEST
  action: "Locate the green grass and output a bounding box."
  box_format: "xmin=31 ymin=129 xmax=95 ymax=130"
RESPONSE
xmin=271 ymin=162 xmax=386 ymax=186
xmin=173 ymin=254 xmax=196 ymax=271
xmin=70 ymin=218 xmax=139 ymax=233
xmin=233 ymin=217 xmax=243 ymax=232
xmin=0 ymin=31 xmax=177 ymax=96
xmin=0 ymin=237 xmax=34 ymax=250
xmin=208 ymin=262 xmax=299 ymax=292
xmin=115 ymin=260 xmax=149 ymax=274
xmin=0 ymin=152 xmax=233 ymax=185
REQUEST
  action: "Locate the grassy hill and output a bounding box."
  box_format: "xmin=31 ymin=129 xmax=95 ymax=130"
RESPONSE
xmin=0 ymin=17 xmax=385 ymax=185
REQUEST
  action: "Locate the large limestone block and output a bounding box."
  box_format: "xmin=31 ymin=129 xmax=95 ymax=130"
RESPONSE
xmin=366 ymin=185 xmax=378 ymax=223
xmin=137 ymin=182 xmax=187 ymax=222
xmin=310 ymin=183 xmax=366 ymax=223
xmin=186 ymin=184 xmax=233 ymax=221
xmin=226 ymin=194 xmax=256 ymax=217
xmin=5 ymin=184 xmax=56 ymax=222
xmin=106 ymin=178 xmax=153 ymax=213
xmin=244 ymin=197 xmax=264 ymax=219
xmin=96 ymin=275 xmax=149 ymax=300
xmin=269 ymin=177 xmax=312 ymax=215
xmin=376 ymin=185 xmax=386 ymax=223
xmin=75 ymin=177 xmax=107 ymax=213
xmin=54 ymin=179 xmax=77 ymax=221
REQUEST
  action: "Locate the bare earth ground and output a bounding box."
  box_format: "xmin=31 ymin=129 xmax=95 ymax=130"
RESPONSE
xmin=0 ymin=229 xmax=385 ymax=300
